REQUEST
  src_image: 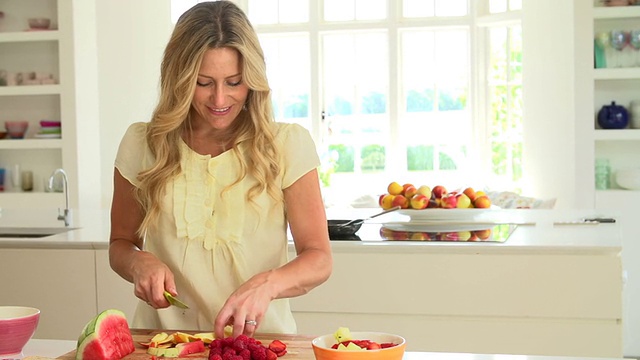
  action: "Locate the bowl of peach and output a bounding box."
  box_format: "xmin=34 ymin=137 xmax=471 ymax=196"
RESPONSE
xmin=312 ymin=329 xmax=406 ymax=360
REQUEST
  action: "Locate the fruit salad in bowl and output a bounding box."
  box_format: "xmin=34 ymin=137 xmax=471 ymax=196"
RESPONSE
xmin=312 ymin=327 xmax=406 ymax=360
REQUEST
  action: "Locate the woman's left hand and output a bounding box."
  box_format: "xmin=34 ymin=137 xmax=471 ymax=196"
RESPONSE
xmin=213 ymin=271 xmax=276 ymax=339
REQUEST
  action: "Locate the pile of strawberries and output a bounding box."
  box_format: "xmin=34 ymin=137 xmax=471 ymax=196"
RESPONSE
xmin=208 ymin=335 xmax=287 ymax=360
xmin=331 ymin=339 xmax=398 ymax=350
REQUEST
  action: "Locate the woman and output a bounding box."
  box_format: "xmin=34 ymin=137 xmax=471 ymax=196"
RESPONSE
xmin=109 ymin=1 xmax=332 ymax=339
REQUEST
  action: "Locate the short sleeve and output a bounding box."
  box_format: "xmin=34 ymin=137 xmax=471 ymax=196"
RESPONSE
xmin=114 ymin=122 xmax=154 ymax=187
xmin=277 ymin=123 xmax=320 ymax=189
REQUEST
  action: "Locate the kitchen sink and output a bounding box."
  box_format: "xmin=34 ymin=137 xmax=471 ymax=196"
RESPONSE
xmin=0 ymin=227 xmax=77 ymax=238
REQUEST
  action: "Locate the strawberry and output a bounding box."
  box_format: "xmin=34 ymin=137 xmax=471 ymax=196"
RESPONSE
xmin=366 ymin=342 xmax=381 ymax=350
xmin=276 ymin=349 xmax=287 ymax=357
xmin=268 ymin=340 xmax=287 ymax=354
xmin=266 ymin=349 xmax=278 ymax=360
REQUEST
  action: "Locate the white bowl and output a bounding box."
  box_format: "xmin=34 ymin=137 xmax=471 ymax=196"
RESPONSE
xmin=0 ymin=306 xmax=40 ymax=356
xmin=614 ymin=168 xmax=640 ymax=190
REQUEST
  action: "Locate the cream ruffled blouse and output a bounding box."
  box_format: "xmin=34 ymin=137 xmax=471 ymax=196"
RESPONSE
xmin=114 ymin=121 xmax=320 ymax=333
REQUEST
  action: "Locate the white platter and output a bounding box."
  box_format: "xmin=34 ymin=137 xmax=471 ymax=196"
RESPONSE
xmin=397 ymin=208 xmax=498 ymax=221
xmin=381 ymin=221 xmax=493 ymax=233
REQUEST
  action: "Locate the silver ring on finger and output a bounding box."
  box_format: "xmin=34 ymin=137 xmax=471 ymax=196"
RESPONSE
xmin=245 ymin=320 xmax=258 ymax=326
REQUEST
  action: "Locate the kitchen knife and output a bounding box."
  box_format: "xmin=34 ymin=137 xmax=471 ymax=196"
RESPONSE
xmin=164 ymin=290 xmax=189 ymax=309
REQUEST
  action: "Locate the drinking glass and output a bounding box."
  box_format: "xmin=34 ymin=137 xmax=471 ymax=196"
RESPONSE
xmin=595 ymin=32 xmax=612 ymax=68
xmin=630 ymin=29 xmax=640 ymax=66
xmin=610 ymin=30 xmax=630 ymax=67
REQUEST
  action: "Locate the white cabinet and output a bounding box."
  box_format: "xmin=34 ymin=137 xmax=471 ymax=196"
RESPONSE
xmin=290 ymin=246 xmax=623 ymax=357
xmin=0 ymin=248 xmax=97 ymax=340
xmin=0 ymin=248 xmax=138 ymax=341
xmin=0 ymin=0 xmax=100 ymax=211
xmin=95 ymin=249 xmax=138 ymax=323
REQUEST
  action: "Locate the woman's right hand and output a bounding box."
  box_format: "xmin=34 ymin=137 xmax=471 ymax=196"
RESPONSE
xmin=130 ymin=250 xmax=176 ymax=308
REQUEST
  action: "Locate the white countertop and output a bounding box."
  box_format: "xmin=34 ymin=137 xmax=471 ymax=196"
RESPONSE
xmin=0 ymin=208 xmax=623 ymax=254
xmin=15 ymin=339 xmax=630 ymax=360
xmin=13 ymin=339 xmax=75 ymax=359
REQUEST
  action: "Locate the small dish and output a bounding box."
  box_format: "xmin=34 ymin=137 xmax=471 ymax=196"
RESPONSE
xmin=34 ymin=133 xmax=61 ymax=139
xmin=615 ymin=168 xmax=640 ymax=190
xmin=28 ymin=18 xmax=50 ymax=30
xmin=5 ymin=121 xmax=29 ymax=139
xmin=40 ymin=120 xmax=61 ymax=127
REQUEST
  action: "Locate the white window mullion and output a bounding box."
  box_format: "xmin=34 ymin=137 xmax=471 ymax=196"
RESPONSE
xmin=309 ymin=0 xmax=323 ymax=144
xmin=387 ymin=0 xmax=403 ymax=174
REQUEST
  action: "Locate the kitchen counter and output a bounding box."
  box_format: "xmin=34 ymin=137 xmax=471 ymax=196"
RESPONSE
xmin=15 ymin=338 xmax=630 ymax=360
xmin=0 ymin=208 xmax=623 ymax=252
xmin=48 ymin=330 xmax=630 ymax=360
xmin=0 ymin=208 xmax=624 ymax=358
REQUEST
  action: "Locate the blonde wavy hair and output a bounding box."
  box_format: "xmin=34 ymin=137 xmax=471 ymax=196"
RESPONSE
xmin=135 ymin=1 xmax=280 ymax=235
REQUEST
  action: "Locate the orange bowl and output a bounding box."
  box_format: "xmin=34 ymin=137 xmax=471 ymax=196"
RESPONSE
xmin=0 ymin=306 xmax=40 ymax=356
xmin=311 ymin=332 xmax=406 ymax=360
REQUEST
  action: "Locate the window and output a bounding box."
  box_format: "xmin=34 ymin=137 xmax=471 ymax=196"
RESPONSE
xmin=171 ymin=0 xmax=523 ymax=205
xmin=479 ymin=0 xmax=523 ymax=191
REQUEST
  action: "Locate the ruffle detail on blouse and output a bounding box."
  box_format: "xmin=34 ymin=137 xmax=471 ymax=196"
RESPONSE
xmin=174 ymin=151 xmax=211 ymax=242
xmin=173 ymin=142 xmax=245 ymax=251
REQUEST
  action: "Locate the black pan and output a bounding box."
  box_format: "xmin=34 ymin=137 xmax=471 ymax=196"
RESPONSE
xmin=328 ymin=219 xmax=364 ymax=238
xmin=327 ymin=206 xmax=401 ymax=238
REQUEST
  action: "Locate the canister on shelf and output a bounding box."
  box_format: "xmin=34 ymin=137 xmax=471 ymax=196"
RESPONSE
xmin=21 ymin=171 xmax=33 ymax=192
xmin=595 ymin=158 xmax=611 ymax=190
xmin=630 ymin=100 xmax=640 ymax=129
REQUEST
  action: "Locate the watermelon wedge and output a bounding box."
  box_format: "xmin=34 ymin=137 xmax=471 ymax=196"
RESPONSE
xmin=75 ymin=309 xmax=135 ymax=360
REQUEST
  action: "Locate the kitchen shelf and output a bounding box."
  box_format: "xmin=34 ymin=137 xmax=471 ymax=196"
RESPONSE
xmin=0 ymin=139 xmax=62 ymax=150
xmin=593 ymin=6 xmax=640 ymax=19
xmin=0 ymin=85 xmax=62 ymax=96
xmin=594 ymin=68 xmax=640 ymax=80
xmin=593 ymin=129 xmax=640 ymax=140
xmin=0 ymin=31 xmax=60 ymax=43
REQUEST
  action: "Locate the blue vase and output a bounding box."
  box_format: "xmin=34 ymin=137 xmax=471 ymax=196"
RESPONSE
xmin=597 ymin=101 xmax=629 ymax=129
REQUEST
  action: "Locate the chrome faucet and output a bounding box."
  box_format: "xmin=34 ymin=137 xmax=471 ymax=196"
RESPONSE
xmin=48 ymin=168 xmax=70 ymax=227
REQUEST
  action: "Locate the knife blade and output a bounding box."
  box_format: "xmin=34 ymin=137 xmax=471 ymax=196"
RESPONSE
xmin=164 ymin=290 xmax=189 ymax=309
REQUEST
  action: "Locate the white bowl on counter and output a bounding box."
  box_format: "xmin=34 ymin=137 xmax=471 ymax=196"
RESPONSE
xmin=614 ymin=168 xmax=640 ymax=190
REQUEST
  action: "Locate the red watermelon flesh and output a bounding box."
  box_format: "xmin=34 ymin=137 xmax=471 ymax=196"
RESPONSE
xmin=76 ymin=309 xmax=135 ymax=360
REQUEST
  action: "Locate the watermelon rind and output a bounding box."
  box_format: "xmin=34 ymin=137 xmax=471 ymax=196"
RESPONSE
xmin=75 ymin=309 xmax=134 ymax=360
xmin=77 ymin=309 xmax=126 ymax=347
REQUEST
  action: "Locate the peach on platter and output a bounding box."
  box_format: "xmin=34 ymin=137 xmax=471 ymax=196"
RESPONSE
xmin=416 ymin=185 xmax=432 ymax=199
xmin=409 ymin=194 xmax=429 ymax=209
xmin=387 ymin=182 xmax=403 ymax=195
xmin=473 ymin=195 xmax=492 ymax=209
xmin=391 ymin=194 xmax=409 ymax=209
xmin=431 ymin=185 xmax=447 ymax=199
xmin=456 ymin=193 xmax=472 ymax=208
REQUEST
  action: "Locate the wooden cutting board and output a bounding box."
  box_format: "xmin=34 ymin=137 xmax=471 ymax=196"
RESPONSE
xmin=57 ymin=329 xmax=317 ymax=360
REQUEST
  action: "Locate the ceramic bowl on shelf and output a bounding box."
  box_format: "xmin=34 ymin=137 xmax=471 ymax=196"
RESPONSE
xmin=0 ymin=306 xmax=41 ymax=357
xmin=5 ymin=121 xmax=29 ymax=139
xmin=27 ymin=17 xmax=51 ymax=30
xmin=312 ymin=332 xmax=406 ymax=360
xmin=614 ymin=168 xmax=640 ymax=190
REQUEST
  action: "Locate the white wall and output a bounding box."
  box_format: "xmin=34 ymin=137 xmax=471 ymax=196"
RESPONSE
xmin=521 ymin=0 xmax=578 ymax=209
xmin=95 ymin=0 xmax=172 ymax=208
